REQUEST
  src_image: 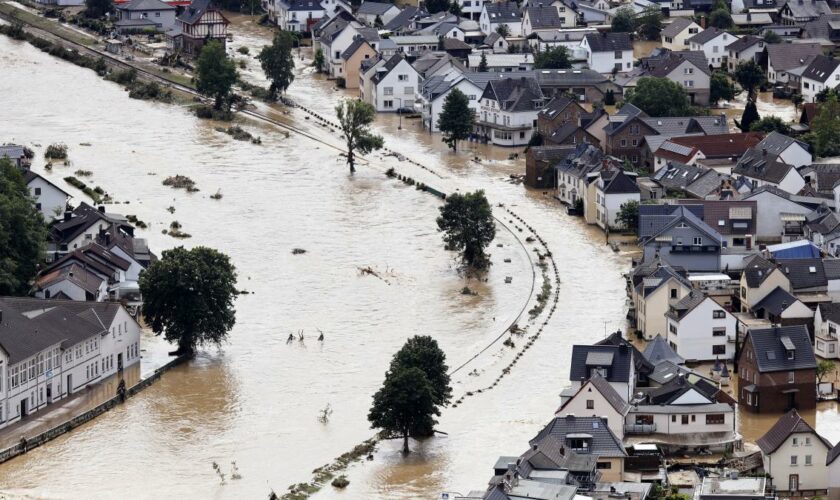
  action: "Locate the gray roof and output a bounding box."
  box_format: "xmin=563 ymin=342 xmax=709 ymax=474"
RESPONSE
xmin=802 ymin=55 xmax=840 ymax=83
xmin=666 ymin=290 xmax=708 ymax=321
xmin=584 ymin=32 xmax=632 ymax=52
xmin=801 ymin=14 xmax=840 ymax=41
xmin=734 ymin=149 xmax=795 ymax=185
xmin=384 ymin=6 xmax=420 ymax=30
xmin=534 ymin=68 xmax=612 ymax=86
xmin=483 ymin=77 xmax=545 ymax=113
xmin=648 ymin=51 xmax=710 ymax=77
xmin=118 ymin=0 xmax=174 ymax=10
xmin=483 ymin=1 xmax=520 ymax=23
xmin=340 ymin=37 xmax=372 ymax=59
xmin=600 ymin=169 xmax=640 ymax=194
xmin=283 ymin=0 xmax=323 ymax=11
xmin=526 ymin=5 xmax=564 ymax=29
xmin=725 ymin=35 xmax=763 ymax=52
xmin=371 ymin=53 xmax=407 ymax=84
xmin=743 ymin=325 xmax=816 ymax=373
xmin=530 ymin=415 xmax=627 ymax=458
xmin=570 ymin=344 xmax=633 ymax=383
xmin=686 ymin=27 xmax=732 ymax=45
xmin=661 ymin=17 xmax=696 ymax=38
xmin=818 ymin=302 xmax=840 ymax=324
xmin=641 ymin=115 xmax=729 ymax=136
xmin=356 ymin=1 xmax=396 ymax=15
xmin=756 ymin=409 xmax=831 ymax=455
xmin=752 ymin=286 xmax=799 ymax=316
xmin=765 ymin=42 xmax=822 ymax=71
xmin=742 ymin=255 xmax=777 ymax=288
xmin=0 ymin=144 xmax=25 ymax=161
xmin=781 ymin=0 xmax=831 ymax=19
xmin=589 ymin=375 xmax=632 ymax=414
xmin=829 ymin=439 xmax=840 ymax=466
xmin=643 ymin=334 xmax=686 ymax=366
xmin=642 ymin=206 xmax=724 ymax=247
xmin=652 ymin=162 xmax=722 ymax=198
xmin=778 ymin=258 xmax=826 ymax=290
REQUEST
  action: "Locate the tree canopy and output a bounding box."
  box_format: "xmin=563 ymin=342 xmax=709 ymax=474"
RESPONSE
xmin=533 ymin=46 xmax=571 ymax=69
xmin=749 ymin=116 xmax=791 ymax=134
xmin=496 ymin=23 xmax=511 ymax=37
xmin=763 ymin=31 xmax=782 ymax=44
xmin=368 ymin=366 xmax=438 ymax=453
xmin=616 ymin=200 xmax=640 ymax=233
xmin=425 ymin=0 xmax=450 ymax=13
xmin=805 ymin=93 xmax=840 ymax=157
xmin=611 ymin=6 xmax=635 ymax=33
xmin=336 ymin=99 xmax=384 ymax=173
xmin=709 ymin=72 xmax=738 ymax=105
xmin=734 ymin=60 xmax=764 ymax=100
xmin=438 ymin=88 xmax=474 ymax=152
xmin=195 ymin=40 xmax=238 ymax=110
xmin=139 ymin=246 xmax=238 ymax=357
xmin=636 ymin=5 xmax=663 ymax=40
xmin=709 ymin=8 xmax=733 ymax=29
xmin=624 ymin=77 xmax=692 ymax=117
xmin=258 ymin=30 xmax=296 ymax=100
xmin=736 ymin=100 xmax=760 ymax=132
xmin=390 ymin=336 xmax=451 ymax=412
xmin=84 ymin=0 xmax=113 ymax=18
xmin=436 ymin=190 xmax=496 ymax=270
xmin=478 ymin=52 xmax=489 ymax=72
xmin=0 ymin=159 xmax=47 ymax=296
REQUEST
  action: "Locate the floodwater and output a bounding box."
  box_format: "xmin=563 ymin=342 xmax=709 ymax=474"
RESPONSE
xmin=0 ymin=21 xmax=630 ymax=500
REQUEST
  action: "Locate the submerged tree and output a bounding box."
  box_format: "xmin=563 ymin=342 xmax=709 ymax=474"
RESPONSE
xmin=258 ymin=30 xmax=296 ymax=100
xmin=750 ymin=116 xmax=791 ymax=134
xmin=438 ymin=88 xmax=474 ymax=152
xmin=611 ymin=6 xmax=635 ymax=33
xmin=636 ymin=5 xmax=663 ymax=40
xmin=710 ymin=72 xmax=738 ymax=105
xmin=616 ymin=200 xmax=640 ymax=233
xmin=0 ymin=159 xmax=47 ymax=296
xmin=195 ymin=40 xmax=238 ymax=110
xmin=807 ymin=93 xmax=840 ymax=157
xmin=139 ymin=246 xmax=238 ymax=357
xmin=335 ymin=99 xmax=384 ymax=173
xmin=436 ymin=190 xmax=496 ymax=270
xmin=84 ymin=0 xmax=114 ymax=18
xmin=313 ymin=48 xmax=325 ymax=72
xmin=736 ymin=100 xmax=760 ymax=132
xmin=624 ymin=77 xmax=691 ymax=117
xmin=533 ymin=46 xmax=571 ymax=69
xmin=734 ymin=60 xmax=764 ymax=100
xmin=390 ymin=336 xmax=452 ymax=409
xmin=368 ymin=366 xmax=437 ymax=454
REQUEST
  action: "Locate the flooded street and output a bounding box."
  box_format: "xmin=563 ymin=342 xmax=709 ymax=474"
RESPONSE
xmin=0 ymin=13 xmax=816 ymax=498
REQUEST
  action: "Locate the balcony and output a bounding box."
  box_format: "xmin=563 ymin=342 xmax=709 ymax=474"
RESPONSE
xmin=670 ymin=245 xmax=719 ymax=254
xmin=625 ymin=423 xmax=657 ymax=434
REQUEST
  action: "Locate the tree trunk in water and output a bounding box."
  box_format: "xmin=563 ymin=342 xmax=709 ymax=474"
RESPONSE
xmin=169 ymin=335 xmax=195 ymax=358
xmin=214 ymin=94 xmax=223 ymax=110
xmin=348 ymin=150 xmax=355 ymax=173
xmin=402 ymin=430 xmax=410 ymax=454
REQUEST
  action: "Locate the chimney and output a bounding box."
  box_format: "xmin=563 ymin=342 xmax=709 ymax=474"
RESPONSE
xmin=700 ymin=15 xmax=706 ymax=28
xmin=762 ymin=148 xmax=767 ymax=157
xmin=104 ymin=232 xmax=111 ymax=246
xmin=98 ymin=205 xmax=106 ymax=213
xmin=64 ymin=210 xmax=72 ymax=222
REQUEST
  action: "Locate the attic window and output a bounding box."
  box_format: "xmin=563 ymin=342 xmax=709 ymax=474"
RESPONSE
xmin=718 ymin=219 xmax=725 ymax=226
xmin=809 ymin=266 xmax=816 ymax=273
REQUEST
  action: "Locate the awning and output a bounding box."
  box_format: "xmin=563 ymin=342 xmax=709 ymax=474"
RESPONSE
xmin=743 ymin=384 xmax=758 ymax=392
xmin=780 ymin=213 xmax=806 ymax=222
xmin=729 ymin=207 xmax=752 ymax=220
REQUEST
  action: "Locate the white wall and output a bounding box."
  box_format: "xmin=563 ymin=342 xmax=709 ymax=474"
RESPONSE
xmin=765 ymin=435 xmax=830 ymax=492
xmin=689 ymin=32 xmax=738 ymax=69
xmin=662 ymin=23 xmax=702 ymax=51
xmin=556 ymin=381 xmax=625 ymax=439
xmin=373 ymin=59 xmax=420 ymax=112
xmin=28 ymin=177 xmax=68 ymax=221
xmin=744 ymin=191 xmax=812 ymax=239
xmin=779 ymin=144 xmax=812 ymax=170
xmin=667 ymin=297 xmax=737 ymax=361
xmin=627 ymin=406 xmax=734 ymax=435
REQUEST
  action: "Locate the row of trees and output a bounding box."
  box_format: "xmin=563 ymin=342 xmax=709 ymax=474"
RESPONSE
xmin=611 ymin=5 xmax=663 ymax=40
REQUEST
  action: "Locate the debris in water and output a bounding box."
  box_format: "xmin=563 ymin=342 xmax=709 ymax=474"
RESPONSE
xmin=291 ymin=248 xmax=307 ymax=255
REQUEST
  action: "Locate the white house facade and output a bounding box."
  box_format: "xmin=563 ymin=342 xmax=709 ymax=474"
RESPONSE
xmin=666 ymin=293 xmax=737 ymax=361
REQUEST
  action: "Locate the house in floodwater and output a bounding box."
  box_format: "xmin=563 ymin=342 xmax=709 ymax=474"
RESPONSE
xmin=0 ymin=297 xmax=142 ymax=430
xmin=167 ymin=0 xmax=230 ymax=56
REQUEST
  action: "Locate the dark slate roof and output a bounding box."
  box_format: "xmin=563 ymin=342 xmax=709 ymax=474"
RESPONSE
xmin=530 ymin=416 xmax=627 ymax=458
xmin=756 ymin=409 xmax=832 ymax=455
xmin=752 ymin=286 xmax=799 ymax=316
xmin=742 ymin=255 xmax=778 ymax=288
xmin=818 ymin=302 xmax=840 ymax=324
xmin=781 ymin=0 xmax=831 ymax=19
xmin=484 ymin=77 xmax=545 ymax=112
xmin=357 ymin=1 xmax=395 ymax=15
xmin=725 ymin=35 xmax=762 ymax=52
xmin=526 ymin=5 xmax=564 ymax=29
xmin=643 ymin=334 xmax=685 ymax=366
xmin=0 ymin=144 xmax=25 ymax=161
xmin=673 ymin=199 xmax=757 ymax=236
xmin=802 ymin=55 xmax=840 ymax=83
xmin=641 ymin=206 xmax=724 ymax=246
xmin=597 ymin=330 xmax=655 ymax=376
xmin=570 ymin=344 xmax=632 ymax=383
xmin=484 ymin=1 xmax=520 ymax=23
xmin=603 ymin=103 xmax=646 ymax=135
xmin=686 ymin=27 xmax=731 ymax=45
xmin=548 ymin=123 xmax=584 ymax=145
xmin=652 ymin=162 xmax=720 ymax=197
xmin=340 ymin=37 xmax=371 ymax=59
xmin=661 ymin=17 xmax=696 ymax=38
xmin=645 ymin=377 xmax=713 ymax=404
xmin=588 ymin=375 xmax=631 ymax=414
xmin=779 ymin=258 xmax=827 ymax=290
xmin=119 ymin=0 xmax=175 ymax=11
xmin=600 ymin=169 xmax=640 ymax=194
xmin=642 ymin=115 xmax=728 ymax=136
xmin=801 ymin=14 xmax=840 ymax=41
xmin=734 ymin=149 xmax=794 ymax=184
xmin=178 ymin=0 xmax=221 ymax=25
xmin=22 ymin=170 xmax=71 ymax=196
xmin=371 ymin=53 xmax=407 ymax=84
xmin=666 ymin=291 xmax=708 ymax=321
xmin=584 ymin=32 xmax=632 ymax=52
xmin=829 ymin=440 xmax=840 ymax=465
xmin=538 ymin=96 xmax=577 ymax=120
xmin=744 ymin=325 xmax=816 ymax=373
xmin=765 ymin=43 xmax=822 ymax=71
xmin=649 ymin=51 xmax=710 ymax=77
xmin=442 ymin=37 xmax=472 ymax=51
xmin=384 ymin=6 xmax=420 ymax=30
xmin=285 ymin=0 xmax=323 ymax=11
xmin=36 ymin=263 xmax=104 ymax=295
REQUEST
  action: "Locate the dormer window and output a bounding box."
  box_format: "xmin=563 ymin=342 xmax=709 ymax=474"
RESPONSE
xmin=590 ymin=366 xmax=607 ymax=378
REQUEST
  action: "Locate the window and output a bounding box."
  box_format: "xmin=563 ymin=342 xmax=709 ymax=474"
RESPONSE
xmin=620 ymin=139 xmax=627 ymax=147
xmin=384 ymin=87 xmax=393 ymax=96
xmin=669 ymin=323 xmax=678 ymax=335
xmin=398 ymin=74 xmax=408 ymax=81
xmin=805 ymin=437 xmax=811 ymax=446
xmin=684 ymin=80 xmax=694 ymax=88
xmin=791 ymin=455 xmax=798 ymax=466
xmin=383 ymin=100 xmax=393 ymax=108
xmin=670 ymin=288 xmax=678 ymax=299
xmin=706 ymin=414 xmax=725 ymax=425
xmin=614 ymin=63 xmax=622 ymax=72
xmin=34 ymin=187 xmax=41 ymax=195
xmin=684 ymin=67 xmax=693 ymax=75
xmin=586 ymin=399 xmax=594 ymax=409
xmin=632 ymin=139 xmax=638 ymax=146
xmin=404 ymin=86 xmax=414 ymax=96
xmin=713 ymin=345 xmax=726 ymax=355
xmin=713 ymin=310 xmax=725 ymax=319
xmin=713 ymin=327 xmax=726 ymax=336
xmin=681 ymin=415 xmax=689 ymax=424
xmin=805 ymin=455 xmax=812 ymax=466
xmin=693 ymin=237 xmax=702 ymax=245
xmin=788 ymin=371 xmax=795 ymax=383
xmin=614 ymin=51 xmax=622 ymax=59
xmin=597 ymin=462 xmax=612 ymax=469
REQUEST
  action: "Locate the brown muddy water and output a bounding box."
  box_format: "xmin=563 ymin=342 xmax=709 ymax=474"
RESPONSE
xmin=0 ymin=16 xmax=813 ymax=500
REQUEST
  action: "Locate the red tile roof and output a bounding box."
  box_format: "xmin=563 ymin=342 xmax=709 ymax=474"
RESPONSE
xmin=670 ymin=132 xmax=764 ymax=159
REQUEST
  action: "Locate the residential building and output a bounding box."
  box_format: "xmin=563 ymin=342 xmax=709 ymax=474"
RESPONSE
xmin=737 ymin=325 xmax=817 ymax=413
xmin=419 ymin=71 xmax=490 ymax=132
xmin=556 ymin=375 xmax=630 ymax=440
xmin=23 ymin=170 xmax=70 ymax=221
xmin=167 ymin=0 xmax=229 ymax=56
xmin=0 ymin=145 xmax=28 ymax=168
xmin=631 ymin=263 xmax=693 ymax=341
xmin=466 ymin=52 xmax=534 ymax=72
xmin=639 ymin=206 xmax=724 ymax=272
xmin=529 ymin=415 xmax=627 ymax=482
xmin=0 ymin=297 xmax=142 ymax=430
xmin=593 ymin=169 xmax=640 ymax=230
xmin=751 ymin=286 xmax=813 ymax=329
xmin=355 ymin=1 xmax=400 ymax=26
xmin=765 ymin=43 xmax=822 ymax=85
xmin=569 ymin=344 xmax=636 ymax=401
xmin=49 ymin=203 xmax=136 ymax=259
xmin=273 ymin=0 xmax=327 ymax=32
xmin=555 ymin=143 xmax=611 ymax=207
xmin=581 ymin=32 xmax=633 ymax=74
xmin=800 ymin=56 xmax=840 ymax=103
xmin=454 ymin=0 xmax=487 ymax=20
xmin=741 ymin=186 xmax=820 ymax=242
xmin=672 ymin=199 xmax=758 ymax=250
xmin=483 ymin=32 xmax=509 ymax=53
xmin=665 ymin=291 xmax=737 ymax=361
xmin=340 ymin=38 xmax=376 ymax=89
xmin=814 ymin=303 xmax=840 ymax=359
xmin=660 ymin=18 xmax=702 ymax=51
xmin=756 ymin=409 xmax=831 ymax=495
xmin=647 ymin=51 xmax=711 ymax=106
xmin=687 ymin=28 xmax=738 ymax=69
xmin=115 ymin=0 xmax=176 ymax=33
xmin=778 ymin=0 xmax=832 ymax=24
xmin=479 ymin=2 xmax=522 ymax=37
xmin=522 ymin=5 xmax=570 ymax=37
xmin=733 ymin=132 xmax=811 ymax=194
xmin=364 ymin=54 xmax=421 ymax=112
xmin=532 ymin=69 xmax=621 ymax=103
xmin=476 ymin=76 xmax=545 ymax=146
xmin=526 ymin=145 xmax=577 ymax=188
xmin=725 ymin=35 xmax=765 ymax=72
xmin=536 ymin=96 xmax=587 ymax=138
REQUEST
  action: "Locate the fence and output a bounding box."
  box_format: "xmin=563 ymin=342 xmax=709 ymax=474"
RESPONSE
xmin=0 ymin=355 xmax=187 ymax=464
